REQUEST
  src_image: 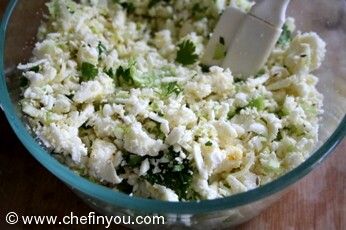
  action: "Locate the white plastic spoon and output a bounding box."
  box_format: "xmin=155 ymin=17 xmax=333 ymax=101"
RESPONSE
xmin=202 ymin=0 xmax=290 ymax=78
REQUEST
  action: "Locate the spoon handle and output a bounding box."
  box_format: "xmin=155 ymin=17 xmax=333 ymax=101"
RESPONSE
xmin=250 ymin=0 xmax=290 ymax=27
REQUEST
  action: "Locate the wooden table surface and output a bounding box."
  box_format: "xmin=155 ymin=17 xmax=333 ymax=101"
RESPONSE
xmin=0 ymin=1 xmax=345 ymax=229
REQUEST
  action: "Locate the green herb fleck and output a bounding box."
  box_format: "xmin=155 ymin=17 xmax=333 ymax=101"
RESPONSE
xmin=104 ymin=68 xmax=115 ymax=78
xmin=234 ymin=78 xmax=245 ymax=83
xmin=144 ymin=147 xmax=194 ymax=200
xmin=301 ymin=102 xmax=318 ymax=118
xmin=248 ymin=96 xmax=265 ymax=111
xmin=176 ymin=40 xmax=199 ymax=66
xmin=205 ymin=141 xmax=213 ymax=146
xmin=287 ymin=125 xmax=305 ymax=137
xmin=228 ymin=107 xmax=242 ymax=120
xmin=112 ymin=0 xmax=135 ymax=13
xmin=30 ymin=65 xmax=40 ymax=73
xmin=46 ymin=0 xmax=61 ymax=18
xmin=128 ymin=155 xmax=143 ymax=168
xmin=191 ymin=3 xmax=208 ymax=20
xmin=20 ymin=77 xmax=29 ymax=87
xmin=199 ymin=64 xmax=210 ymax=73
xmin=275 ymin=131 xmax=283 ymax=141
xmin=173 ymin=164 xmax=185 ymax=172
xmin=160 ymin=82 xmax=181 ymax=97
xmin=277 ymin=24 xmax=292 ymax=46
xmin=122 ymin=2 xmax=135 ymax=13
xmin=80 ymin=62 xmax=98 ymax=81
xmin=67 ymin=6 xmax=75 ymax=14
xmin=115 ymin=62 xmax=136 ymax=86
xmin=97 ymin=42 xmax=107 ymax=56
xmin=143 ymin=119 xmax=165 ymax=139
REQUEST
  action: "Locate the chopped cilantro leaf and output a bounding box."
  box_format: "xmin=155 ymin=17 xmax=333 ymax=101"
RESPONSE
xmin=67 ymin=6 xmax=75 ymax=14
xmin=160 ymin=82 xmax=181 ymax=97
xmin=136 ymin=72 xmax=158 ymax=88
xmin=176 ymin=40 xmax=199 ymax=66
xmin=30 ymin=65 xmax=40 ymax=73
xmin=205 ymin=141 xmax=213 ymax=146
xmin=277 ymin=24 xmax=292 ymax=46
xmin=301 ymin=102 xmax=318 ymax=118
xmin=66 ymin=94 xmax=74 ymax=100
xmin=116 ymin=66 xmax=132 ymax=83
xmin=191 ymin=3 xmax=208 ymax=20
xmin=199 ymin=63 xmax=210 ymax=73
xmin=234 ymin=77 xmax=245 ymax=83
xmin=104 ymin=67 xmax=115 ymax=78
xmin=128 ymin=155 xmax=143 ymax=167
xmin=115 ymin=62 xmax=176 ymax=89
xmin=112 ymin=0 xmax=135 ymax=13
xmin=20 ymin=76 xmax=29 ymax=87
xmin=287 ymin=124 xmax=305 ymax=137
xmin=121 ymin=2 xmax=135 ymax=13
xmin=173 ymin=164 xmax=185 ymax=172
xmin=116 ymin=62 xmax=157 ymax=88
xmin=80 ymin=62 xmax=98 ymax=81
xmin=47 ymin=0 xmax=61 ymax=18
xmin=248 ymin=96 xmax=265 ymax=111
xmin=116 ymin=62 xmax=136 ymax=86
xmin=122 ymin=152 xmax=145 ymax=168
xmin=97 ymin=41 xmax=107 ymax=56
xmin=228 ymin=107 xmax=242 ymax=120
xmin=144 ymin=147 xmax=194 ymax=200
xmin=143 ymin=119 xmax=165 ymax=139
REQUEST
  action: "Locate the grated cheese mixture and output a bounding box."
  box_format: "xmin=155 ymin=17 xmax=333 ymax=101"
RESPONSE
xmin=18 ymin=0 xmax=326 ymax=201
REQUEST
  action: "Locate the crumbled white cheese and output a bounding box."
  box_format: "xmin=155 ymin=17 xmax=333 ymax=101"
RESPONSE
xmin=285 ymin=32 xmax=326 ymax=74
xmin=123 ymin=122 xmax=165 ymax=156
xmin=39 ymin=124 xmax=87 ymax=163
xmin=88 ymin=139 xmax=122 ymax=184
xmin=19 ymin=0 xmax=325 ymax=201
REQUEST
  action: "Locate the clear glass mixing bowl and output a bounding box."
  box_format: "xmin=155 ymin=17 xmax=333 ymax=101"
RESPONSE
xmin=0 ymin=0 xmax=345 ymax=228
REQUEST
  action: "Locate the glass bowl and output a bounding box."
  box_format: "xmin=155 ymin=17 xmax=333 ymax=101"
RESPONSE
xmin=1 ymin=0 xmax=345 ymax=228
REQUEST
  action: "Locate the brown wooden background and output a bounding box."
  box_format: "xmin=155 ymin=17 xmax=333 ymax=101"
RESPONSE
xmin=0 ymin=1 xmax=345 ymax=229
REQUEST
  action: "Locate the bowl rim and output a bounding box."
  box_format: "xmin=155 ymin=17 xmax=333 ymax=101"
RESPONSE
xmin=1 ymin=0 xmax=345 ymax=214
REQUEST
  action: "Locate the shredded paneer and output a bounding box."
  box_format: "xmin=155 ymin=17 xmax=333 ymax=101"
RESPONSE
xmin=19 ymin=0 xmax=325 ymax=201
